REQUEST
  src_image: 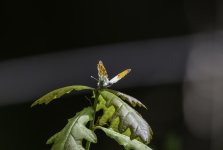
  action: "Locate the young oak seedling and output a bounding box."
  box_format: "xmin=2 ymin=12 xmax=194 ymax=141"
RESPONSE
xmin=31 ymin=60 xmax=153 ymax=150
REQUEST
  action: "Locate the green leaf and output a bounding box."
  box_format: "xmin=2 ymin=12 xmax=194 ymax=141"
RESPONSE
xmin=96 ymin=126 xmax=152 ymax=150
xmin=96 ymin=95 xmax=132 ymax=138
xmin=98 ymin=90 xmax=153 ymax=144
xmin=96 ymin=95 xmax=115 ymax=126
xmin=105 ymin=89 xmax=147 ymax=109
xmin=31 ymin=85 xmax=94 ymax=107
xmin=47 ymin=107 xmax=97 ymax=150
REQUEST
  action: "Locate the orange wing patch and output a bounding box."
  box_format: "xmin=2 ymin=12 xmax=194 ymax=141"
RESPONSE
xmin=117 ymin=69 xmax=131 ymax=79
xmin=97 ymin=60 xmax=108 ymax=77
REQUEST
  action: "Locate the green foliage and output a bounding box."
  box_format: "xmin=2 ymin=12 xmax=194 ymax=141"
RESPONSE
xmin=106 ymin=89 xmax=147 ymax=109
xmin=31 ymin=85 xmax=94 ymax=107
xmin=31 ymin=61 xmax=153 ymax=150
xmin=98 ymin=90 xmax=152 ymax=144
xmin=47 ymin=107 xmax=97 ymax=150
xmin=96 ymin=126 xmax=152 ymax=150
xmin=163 ymin=132 xmax=182 ymax=150
xmin=96 ymin=95 xmax=115 ymax=126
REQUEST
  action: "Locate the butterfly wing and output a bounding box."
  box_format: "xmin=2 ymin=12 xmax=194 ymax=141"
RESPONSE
xmin=97 ymin=60 xmax=110 ymax=87
xmin=97 ymin=60 xmax=108 ymax=78
xmin=109 ymin=69 xmax=131 ymax=84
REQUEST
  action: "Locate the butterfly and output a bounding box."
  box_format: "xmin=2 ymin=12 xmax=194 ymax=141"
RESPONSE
xmin=93 ymin=60 xmax=131 ymax=88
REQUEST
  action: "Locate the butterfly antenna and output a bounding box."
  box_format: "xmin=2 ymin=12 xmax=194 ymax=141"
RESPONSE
xmin=91 ymin=76 xmax=98 ymax=81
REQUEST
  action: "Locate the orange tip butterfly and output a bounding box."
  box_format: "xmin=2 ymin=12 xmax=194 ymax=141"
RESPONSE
xmin=94 ymin=60 xmax=131 ymax=88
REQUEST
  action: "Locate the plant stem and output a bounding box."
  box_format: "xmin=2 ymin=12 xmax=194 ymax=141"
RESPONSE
xmin=85 ymin=90 xmax=99 ymax=150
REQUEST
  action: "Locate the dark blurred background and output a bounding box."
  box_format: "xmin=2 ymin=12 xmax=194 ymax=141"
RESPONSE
xmin=1 ymin=0 xmax=223 ymax=150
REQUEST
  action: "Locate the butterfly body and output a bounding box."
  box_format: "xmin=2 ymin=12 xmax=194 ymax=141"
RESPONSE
xmin=97 ymin=60 xmax=131 ymax=88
